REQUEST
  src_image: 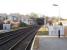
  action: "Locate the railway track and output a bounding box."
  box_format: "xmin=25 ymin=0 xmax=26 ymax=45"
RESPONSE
xmin=0 ymin=27 xmax=33 ymax=45
xmin=0 ymin=27 xmax=32 ymax=38
xmin=0 ymin=26 xmax=40 ymax=50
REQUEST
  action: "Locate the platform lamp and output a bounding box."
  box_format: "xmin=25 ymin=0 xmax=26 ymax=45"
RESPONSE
xmin=53 ymin=4 xmax=60 ymax=22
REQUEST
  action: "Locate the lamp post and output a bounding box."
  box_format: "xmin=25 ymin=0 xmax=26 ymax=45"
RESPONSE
xmin=53 ymin=4 xmax=62 ymax=38
xmin=53 ymin=4 xmax=60 ymax=22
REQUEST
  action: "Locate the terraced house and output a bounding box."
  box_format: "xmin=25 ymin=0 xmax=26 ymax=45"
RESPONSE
xmin=0 ymin=13 xmax=7 ymax=29
xmin=21 ymin=15 xmax=36 ymax=25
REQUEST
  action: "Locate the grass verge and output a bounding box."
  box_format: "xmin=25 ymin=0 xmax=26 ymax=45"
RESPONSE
xmin=37 ymin=31 xmax=48 ymax=35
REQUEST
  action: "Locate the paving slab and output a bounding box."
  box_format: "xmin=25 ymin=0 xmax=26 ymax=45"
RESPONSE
xmin=39 ymin=37 xmax=67 ymax=50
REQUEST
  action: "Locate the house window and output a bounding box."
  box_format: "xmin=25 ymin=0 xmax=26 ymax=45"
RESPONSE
xmin=12 ymin=16 xmax=17 ymax=21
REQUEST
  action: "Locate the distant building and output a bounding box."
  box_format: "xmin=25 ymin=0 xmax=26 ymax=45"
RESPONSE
xmin=21 ymin=15 xmax=36 ymax=25
xmin=20 ymin=15 xmax=29 ymax=25
xmin=8 ymin=13 xmax=21 ymax=22
xmin=7 ymin=13 xmax=21 ymax=28
xmin=0 ymin=13 xmax=7 ymax=29
xmin=0 ymin=13 xmax=7 ymax=24
xmin=0 ymin=13 xmax=38 ymax=29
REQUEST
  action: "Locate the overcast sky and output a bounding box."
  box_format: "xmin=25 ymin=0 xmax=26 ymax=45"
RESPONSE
xmin=0 ymin=0 xmax=67 ymax=18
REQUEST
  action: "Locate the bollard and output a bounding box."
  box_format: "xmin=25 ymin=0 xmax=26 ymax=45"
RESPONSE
xmin=58 ymin=30 xmax=60 ymax=38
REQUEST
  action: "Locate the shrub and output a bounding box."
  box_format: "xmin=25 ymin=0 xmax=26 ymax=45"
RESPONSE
xmin=19 ymin=22 xmax=28 ymax=27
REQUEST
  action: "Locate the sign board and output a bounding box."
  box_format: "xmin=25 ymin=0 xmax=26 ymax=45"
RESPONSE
xmin=3 ymin=24 xmax=11 ymax=32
